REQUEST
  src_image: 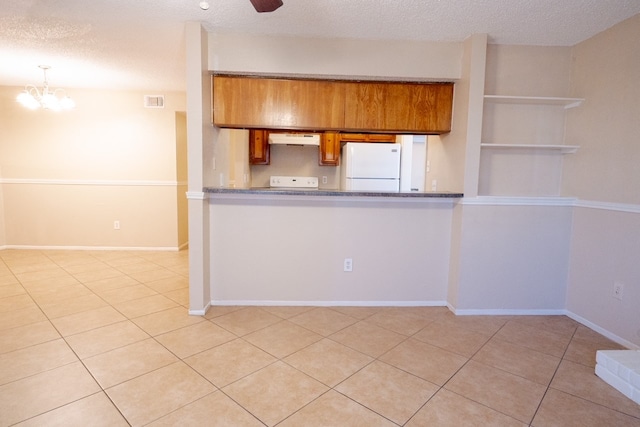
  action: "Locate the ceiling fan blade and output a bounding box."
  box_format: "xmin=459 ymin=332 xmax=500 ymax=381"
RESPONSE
xmin=249 ymin=0 xmax=283 ymax=13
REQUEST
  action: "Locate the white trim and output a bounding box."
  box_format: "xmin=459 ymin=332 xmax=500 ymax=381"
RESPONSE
xmin=574 ymin=199 xmax=640 ymax=214
xmin=186 ymin=191 xmax=206 ymax=200
xmin=461 ymin=196 xmax=576 ymax=207
xmin=207 ymin=193 xmax=458 ymax=204
xmin=210 ymin=300 xmax=448 ymax=307
xmin=565 ymin=311 xmax=639 ymax=350
xmin=451 ymin=308 xmax=567 ymax=316
xmin=2 ymin=245 xmax=182 ymax=252
xmin=0 ymin=178 xmax=185 ymax=187
xmin=189 ymin=301 xmax=211 ymax=316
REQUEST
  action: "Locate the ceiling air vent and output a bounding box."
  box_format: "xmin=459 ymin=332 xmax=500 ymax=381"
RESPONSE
xmin=144 ymin=95 xmax=164 ymax=108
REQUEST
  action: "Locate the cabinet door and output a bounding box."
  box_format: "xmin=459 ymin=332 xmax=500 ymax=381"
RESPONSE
xmin=319 ymin=133 xmax=340 ymax=166
xmin=339 ymin=133 xmax=397 ymax=143
xmin=249 ymin=130 xmax=270 ymax=165
xmin=344 ymin=82 xmax=453 ymax=133
xmin=213 ymin=76 xmax=346 ymax=130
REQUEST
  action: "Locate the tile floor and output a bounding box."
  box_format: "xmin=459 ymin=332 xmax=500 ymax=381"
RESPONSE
xmin=0 ymin=249 xmax=638 ymax=426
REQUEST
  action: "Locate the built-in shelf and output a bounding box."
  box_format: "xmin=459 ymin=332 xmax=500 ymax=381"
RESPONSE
xmin=480 ymin=143 xmax=579 ymax=154
xmin=484 ymin=95 xmax=584 ymax=109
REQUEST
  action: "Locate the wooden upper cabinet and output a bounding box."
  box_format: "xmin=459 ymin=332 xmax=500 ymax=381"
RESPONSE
xmin=319 ymin=133 xmax=341 ymax=166
xmin=249 ymin=129 xmax=270 ymax=165
xmin=213 ymin=76 xmax=346 ymax=130
xmin=339 ymin=133 xmax=397 ymax=143
xmin=343 ymin=82 xmax=454 ymax=133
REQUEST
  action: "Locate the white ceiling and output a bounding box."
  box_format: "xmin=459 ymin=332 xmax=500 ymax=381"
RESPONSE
xmin=1 ymin=0 xmax=639 ymax=91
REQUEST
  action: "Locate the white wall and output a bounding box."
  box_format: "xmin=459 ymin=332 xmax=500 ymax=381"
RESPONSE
xmin=209 ymin=198 xmax=453 ymax=305
xmin=0 ymin=86 xmax=187 ymax=249
xmin=563 ymin=14 xmax=640 ymax=347
xmin=209 ymin=33 xmax=462 ymax=81
xmin=452 ymin=201 xmax=572 ymax=313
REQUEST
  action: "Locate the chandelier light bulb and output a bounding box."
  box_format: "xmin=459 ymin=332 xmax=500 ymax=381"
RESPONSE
xmin=16 ymin=65 xmax=75 ymax=111
xmin=199 ymin=1 xmax=209 ymax=10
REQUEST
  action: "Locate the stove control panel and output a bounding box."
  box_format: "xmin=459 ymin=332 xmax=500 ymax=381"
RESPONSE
xmin=270 ymin=176 xmax=319 ymax=188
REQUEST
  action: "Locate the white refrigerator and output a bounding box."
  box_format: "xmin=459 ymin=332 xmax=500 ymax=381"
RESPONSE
xmin=341 ymin=142 xmax=401 ymax=191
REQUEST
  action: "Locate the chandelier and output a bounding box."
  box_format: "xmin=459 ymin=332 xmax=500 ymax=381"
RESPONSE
xmin=17 ymin=65 xmax=75 ymax=111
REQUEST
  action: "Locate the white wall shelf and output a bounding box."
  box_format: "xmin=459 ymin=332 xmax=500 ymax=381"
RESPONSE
xmin=484 ymin=95 xmax=584 ymax=109
xmin=480 ymin=143 xmax=579 ymax=154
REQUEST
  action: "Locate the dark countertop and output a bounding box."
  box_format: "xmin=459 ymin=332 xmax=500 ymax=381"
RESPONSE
xmin=204 ymin=187 xmax=463 ymax=198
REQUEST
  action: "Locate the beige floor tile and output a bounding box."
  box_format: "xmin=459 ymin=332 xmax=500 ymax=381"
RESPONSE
xmin=563 ymin=336 xmax=625 ymax=368
xmin=244 ymin=320 xmax=322 ymax=358
xmin=211 ymin=307 xmax=282 ymax=336
xmin=65 ymin=320 xmax=149 ymax=359
xmin=114 ymin=261 xmax=162 ymax=274
xmin=366 ymin=307 xmax=436 ymax=335
xmin=132 ymin=306 xmax=203 ymax=336
xmin=203 ymin=305 xmax=244 ymax=319
xmin=412 ymin=320 xmax=492 ymax=357
xmin=0 ymin=294 xmax=36 ymax=313
xmin=155 ymin=321 xmax=236 ymax=359
xmin=0 ymin=275 xmax=18 ymax=286
xmin=335 ymin=360 xmax=439 ymax=425
xmin=51 ymin=305 xmax=126 ymax=336
xmin=473 ymin=338 xmax=561 ymax=385
xmin=329 ymin=306 xmax=381 ymax=319
xmin=279 ymin=389 xmax=396 ymax=427
xmin=510 ymin=315 xmax=579 ymax=339
xmin=445 ymin=360 xmax=547 ymax=424
xmin=0 ymin=305 xmax=47 ymax=330
xmin=83 ymin=275 xmax=140 ymax=293
xmin=223 ymin=361 xmax=328 ymax=426
xmin=185 ymin=338 xmax=276 ymax=388
xmin=0 ymin=361 xmax=100 ymax=426
xmin=14 ymin=267 xmax=69 ymax=282
xmin=495 ymin=321 xmax=571 ymax=358
xmin=284 ymin=338 xmax=373 ymax=387
xmin=104 ymin=255 xmax=149 ymax=268
xmin=532 ymin=388 xmax=640 ymax=427
xmin=62 ymin=261 xmax=111 ymax=274
xmin=439 ymin=311 xmax=512 ymax=335
xmin=84 ymin=338 xmax=178 ymax=388
xmin=380 ymin=337 xmax=468 ymax=386
xmin=288 ymin=307 xmax=359 ymax=336
xmin=145 ymin=276 xmax=188 ymax=293
xmin=71 ymin=267 xmax=125 ymax=283
xmin=0 ymin=339 xmax=77 ymax=385
xmin=572 ymin=324 xmax=621 ymax=346
xmin=128 ymin=268 xmax=180 ymax=284
xmin=163 ymin=288 xmax=189 ymax=306
xmin=14 ymin=392 xmax=129 ymax=427
xmin=0 ymin=320 xmax=60 ymax=354
xmin=329 ymin=320 xmax=406 ymax=358
xmin=406 ymin=389 xmax=527 ymax=427
xmin=39 ymin=293 xmax=108 ymax=319
xmin=260 ymin=305 xmax=314 ymax=319
xmin=113 ymin=294 xmax=179 ymax=318
xmin=0 ymin=283 xmax=25 ymax=298
xmin=147 ymin=391 xmax=263 ymax=426
xmin=550 ymin=359 xmax=640 ymax=418
xmin=97 ymin=284 xmax=158 ymax=305
xmin=106 ymin=361 xmax=215 ymax=426
xmin=21 ymin=276 xmax=83 ymax=298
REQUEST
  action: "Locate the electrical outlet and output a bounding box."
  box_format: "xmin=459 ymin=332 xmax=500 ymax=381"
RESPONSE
xmin=343 ymin=258 xmax=353 ymax=272
xmin=613 ymin=282 xmax=624 ymax=300
xmin=113 ymin=220 xmax=120 ymax=230
xmin=322 ymin=176 xmax=328 ymax=184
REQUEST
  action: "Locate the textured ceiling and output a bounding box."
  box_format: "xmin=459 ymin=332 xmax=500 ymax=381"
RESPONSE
xmin=1 ymin=0 xmax=639 ymax=91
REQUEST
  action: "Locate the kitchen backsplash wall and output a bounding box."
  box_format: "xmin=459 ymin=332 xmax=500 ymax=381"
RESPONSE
xmin=251 ymin=144 xmax=340 ymax=189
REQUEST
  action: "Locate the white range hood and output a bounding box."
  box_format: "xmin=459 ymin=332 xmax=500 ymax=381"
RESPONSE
xmin=268 ymin=133 xmax=320 ymax=146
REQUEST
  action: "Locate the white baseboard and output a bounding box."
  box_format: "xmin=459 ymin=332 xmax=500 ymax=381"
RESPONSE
xmin=210 ymin=300 xmax=448 ymax=307
xmin=189 ymin=301 xmax=211 ymax=316
xmin=451 ymin=307 xmax=567 ymax=316
xmin=565 ymin=311 xmax=639 ymax=350
xmin=1 ymin=245 xmax=183 ymax=252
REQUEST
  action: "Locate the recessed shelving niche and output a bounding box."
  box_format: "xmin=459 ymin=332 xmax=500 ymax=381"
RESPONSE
xmin=479 ymin=94 xmax=584 ymax=197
